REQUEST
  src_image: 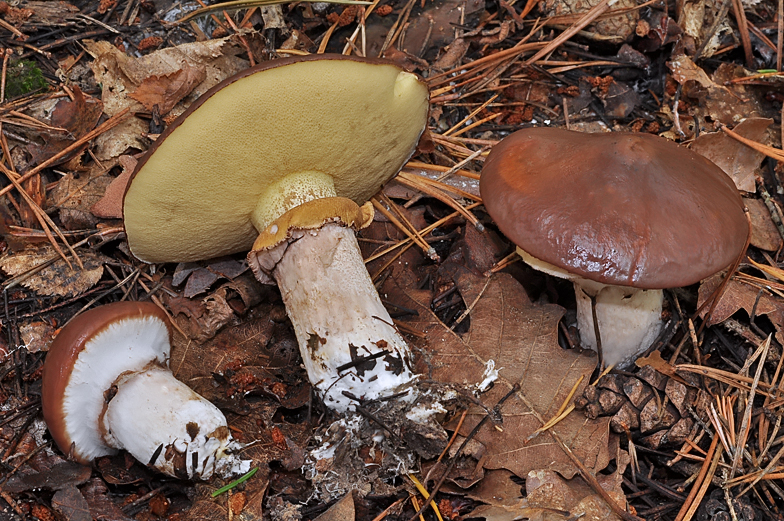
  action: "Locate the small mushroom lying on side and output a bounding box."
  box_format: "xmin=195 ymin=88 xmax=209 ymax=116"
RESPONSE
xmin=42 ymin=301 xmax=249 ymax=479
xmin=123 ymin=55 xmax=430 ymax=412
xmin=480 ymin=128 xmax=749 ymax=367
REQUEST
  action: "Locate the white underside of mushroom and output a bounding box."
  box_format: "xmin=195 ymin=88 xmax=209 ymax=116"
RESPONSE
xmin=64 ymin=315 xmax=248 ymax=479
xmin=103 ymin=367 xmax=250 ymax=479
xmin=517 ymin=248 xmax=663 ymax=368
xmin=266 ymin=223 xmax=417 ymax=411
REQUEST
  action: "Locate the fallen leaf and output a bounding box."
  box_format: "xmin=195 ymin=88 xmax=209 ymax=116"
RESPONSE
xmin=28 ymin=86 xmax=103 ymax=168
xmin=129 ymin=64 xmax=207 ymax=115
xmin=314 ymin=493 xmax=354 ymax=521
xmin=0 ymin=245 xmax=108 ymax=297
xmin=80 ymin=478 xmax=135 ymax=521
xmin=91 ymin=155 xmax=136 ymax=219
xmin=4 ymin=461 xmax=91 ymax=493
xmin=19 ymin=319 xmax=55 ymax=353
xmin=744 ymin=198 xmax=783 ymax=252
xmin=399 ymin=263 xmax=611 ymax=479
xmin=84 ymin=35 xmax=251 ymax=160
xmin=690 ymin=117 xmax=772 ymax=192
xmin=51 ymin=486 xmax=91 ymax=521
xmin=466 ymin=469 xmax=527 ymax=521
xmin=669 ymin=57 xmax=764 ymax=128
xmin=698 ymin=273 xmax=784 ymax=346
xmin=49 ymin=158 xmax=118 ymax=229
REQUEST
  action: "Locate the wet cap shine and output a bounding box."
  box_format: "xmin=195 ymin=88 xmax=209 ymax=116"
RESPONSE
xmin=479 ymin=128 xmax=748 ymax=289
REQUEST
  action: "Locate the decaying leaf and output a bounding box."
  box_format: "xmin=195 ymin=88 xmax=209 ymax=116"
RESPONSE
xmin=313 ymin=493 xmax=355 ymax=521
xmin=51 ymin=485 xmax=92 ymax=521
xmin=27 ymin=86 xmax=103 ymax=168
xmin=129 ymin=64 xmax=207 ymax=115
xmin=19 ymin=319 xmax=55 ymax=353
xmin=49 ymin=159 xmax=119 ymax=229
xmin=399 ymin=263 xmax=612 ymax=479
xmin=690 ymin=117 xmax=772 ymax=192
xmin=90 ymin=155 xmax=137 ymax=219
xmin=0 ymin=245 xmax=108 ymax=297
xmin=698 ymin=273 xmax=784 ymax=346
xmin=84 ymin=36 xmax=251 ymax=160
xmin=677 ymin=0 xmax=735 ymax=58
xmin=4 ymin=461 xmax=91 ymax=493
xmin=744 ymin=197 xmax=783 ymax=252
xmin=668 ymin=56 xmax=764 ymax=128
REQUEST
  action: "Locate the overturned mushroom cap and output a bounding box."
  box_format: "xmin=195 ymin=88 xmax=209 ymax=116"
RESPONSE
xmin=124 ymin=54 xmax=429 ymax=263
xmin=480 ymin=128 xmax=748 ymax=289
xmin=42 ymin=301 xmax=172 ymax=463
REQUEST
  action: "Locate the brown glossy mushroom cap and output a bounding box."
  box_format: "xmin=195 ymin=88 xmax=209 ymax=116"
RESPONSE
xmin=480 ymin=128 xmax=748 ymax=289
xmin=42 ymin=301 xmax=171 ymax=464
xmin=124 ymin=54 xmax=429 ymax=263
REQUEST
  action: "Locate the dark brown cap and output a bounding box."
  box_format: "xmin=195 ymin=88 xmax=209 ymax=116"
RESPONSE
xmin=480 ymin=128 xmax=748 ymax=289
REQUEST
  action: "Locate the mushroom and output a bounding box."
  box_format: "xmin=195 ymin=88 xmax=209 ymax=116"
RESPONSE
xmin=42 ymin=301 xmax=249 ymax=479
xmin=123 ymin=55 xmax=430 ymax=411
xmin=480 ymin=128 xmax=748 ymax=367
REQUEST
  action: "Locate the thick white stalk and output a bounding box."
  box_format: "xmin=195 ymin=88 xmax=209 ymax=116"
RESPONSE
xmin=574 ymin=283 xmax=663 ymax=368
xmin=273 ymin=223 xmax=417 ymax=411
xmin=102 ymin=367 xmax=249 ymax=479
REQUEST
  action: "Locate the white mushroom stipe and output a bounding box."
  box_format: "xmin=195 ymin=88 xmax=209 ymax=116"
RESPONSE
xmin=573 ymin=284 xmax=663 ymax=367
xmin=271 ymin=223 xmax=417 ymax=411
xmin=104 ymin=367 xmax=249 ymax=479
xmin=519 ymin=247 xmax=662 ymax=367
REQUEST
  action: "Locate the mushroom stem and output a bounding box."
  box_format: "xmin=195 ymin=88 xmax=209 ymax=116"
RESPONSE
xmin=103 ymin=366 xmax=249 ymax=479
xmin=573 ymin=283 xmax=663 ymax=368
xmin=251 ymin=171 xmax=338 ymax=232
xmin=270 ymin=223 xmax=417 ymax=411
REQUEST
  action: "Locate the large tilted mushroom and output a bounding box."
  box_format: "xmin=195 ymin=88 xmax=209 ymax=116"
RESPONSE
xmin=123 ymin=55 xmax=430 ymax=412
xmin=42 ymin=301 xmax=249 ymax=479
xmin=480 ymin=128 xmax=749 ymax=367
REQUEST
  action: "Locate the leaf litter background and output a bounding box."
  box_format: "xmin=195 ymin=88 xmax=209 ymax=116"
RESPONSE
xmin=0 ymin=0 xmax=783 ymax=519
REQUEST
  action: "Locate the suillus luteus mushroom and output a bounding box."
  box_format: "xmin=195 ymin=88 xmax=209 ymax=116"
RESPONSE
xmin=123 ymin=55 xmax=429 ymax=412
xmin=42 ymin=301 xmax=249 ymax=479
xmin=480 ymin=128 xmax=749 ymax=367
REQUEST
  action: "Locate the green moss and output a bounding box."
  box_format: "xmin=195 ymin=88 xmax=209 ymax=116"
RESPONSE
xmin=5 ymin=59 xmax=47 ymax=99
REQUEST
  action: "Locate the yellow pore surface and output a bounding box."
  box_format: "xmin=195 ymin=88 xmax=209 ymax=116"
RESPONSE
xmin=124 ymin=57 xmax=429 ymax=263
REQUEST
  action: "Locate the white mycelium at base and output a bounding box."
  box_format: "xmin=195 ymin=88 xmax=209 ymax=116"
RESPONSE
xmin=104 ymin=367 xmax=249 ymax=479
xmin=272 ymin=223 xmax=417 ymax=411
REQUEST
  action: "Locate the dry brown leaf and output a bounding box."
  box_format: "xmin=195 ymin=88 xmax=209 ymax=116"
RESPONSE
xmin=668 ymin=57 xmax=763 ymax=128
xmin=129 ymin=64 xmax=207 ymax=115
xmin=27 ymin=87 xmax=103 ymax=168
xmin=744 ymin=198 xmax=783 ymax=252
xmin=80 ymin=479 xmax=134 ymax=521
xmin=399 ymin=264 xmax=611 ymax=479
xmin=698 ymin=273 xmax=784 ymax=346
xmin=690 ymin=117 xmax=772 ymax=192
xmin=84 ymin=36 xmax=250 ymax=161
xmin=91 ymin=155 xmax=136 ymax=219
xmin=314 ymin=493 xmax=355 ymax=521
xmin=524 ymin=467 xmax=626 ymax=521
xmin=21 ymin=1 xmax=79 ymax=25
xmin=49 ymin=159 xmax=118 ymax=229
xmin=466 ymin=469 xmax=529 ymax=520
xmin=19 ymin=319 xmax=55 ymax=353
xmin=0 ymin=245 xmax=107 ymax=297
xmin=51 ymin=485 xmax=91 ymax=521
